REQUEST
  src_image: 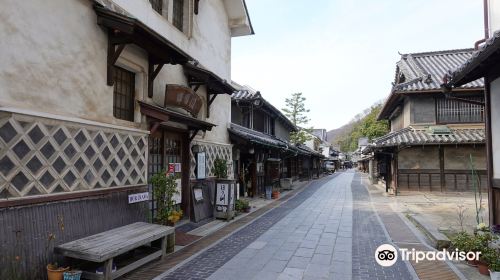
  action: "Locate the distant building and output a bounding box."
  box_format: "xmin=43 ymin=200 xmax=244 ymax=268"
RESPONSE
xmin=368 ymin=49 xmax=486 ymax=193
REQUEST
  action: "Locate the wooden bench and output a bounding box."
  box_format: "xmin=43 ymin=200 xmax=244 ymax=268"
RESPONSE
xmin=54 ymin=222 xmax=174 ymax=280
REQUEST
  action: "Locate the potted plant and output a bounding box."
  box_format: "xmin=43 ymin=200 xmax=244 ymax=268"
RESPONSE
xmin=451 ymin=231 xmax=477 ymax=266
xmin=47 ymin=263 xmax=69 ymax=280
xmin=271 ymin=185 xmax=280 ymax=199
xmin=151 ymin=170 xmax=182 ymax=226
xmin=490 ymin=258 xmax=500 ymax=280
xmin=212 ymin=158 xmax=228 ymax=179
xmin=241 ymin=199 xmax=251 ymax=213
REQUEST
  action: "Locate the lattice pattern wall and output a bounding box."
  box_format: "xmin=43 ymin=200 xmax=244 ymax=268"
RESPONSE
xmin=189 ymin=140 xmax=233 ymax=180
xmin=0 ymin=111 xmax=148 ymax=199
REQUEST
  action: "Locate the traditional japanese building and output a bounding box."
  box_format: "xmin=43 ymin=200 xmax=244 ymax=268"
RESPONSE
xmin=0 ymin=0 xmax=253 ymax=277
xmin=445 ymin=35 xmax=500 ymax=225
xmin=369 ymin=49 xmax=487 ymax=193
xmin=230 ymin=85 xmax=321 ymax=198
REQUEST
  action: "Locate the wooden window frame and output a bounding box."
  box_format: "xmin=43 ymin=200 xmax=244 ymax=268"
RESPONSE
xmin=173 ymin=0 xmax=184 ymax=31
xmin=113 ymin=66 xmax=136 ymax=122
xmin=435 ymin=96 xmax=485 ymax=124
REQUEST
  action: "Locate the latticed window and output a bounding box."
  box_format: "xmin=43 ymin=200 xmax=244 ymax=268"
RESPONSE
xmin=113 ymin=66 xmax=135 ymax=122
xmin=173 ymin=0 xmax=184 ymax=31
xmin=150 ymin=0 xmax=163 ymax=14
xmin=436 ymin=97 xmax=484 ymax=124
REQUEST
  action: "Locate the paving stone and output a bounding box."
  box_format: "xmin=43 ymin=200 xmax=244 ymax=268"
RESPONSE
xmin=247 ymin=241 xmax=267 ymax=249
xmin=304 ymin=263 xmax=330 ymax=278
xmin=310 ymin=253 xmax=332 ymax=265
xmin=262 ymin=260 xmax=287 ymax=273
xmin=278 ymin=267 xmax=304 ymax=280
xmin=287 ymin=256 xmax=311 ymax=269
xmin=273 ymin=249 xmax=295 ymax=261
xmin=294 ymin=247 xmax=315 ymax=258
xmin=315 ymin=245 xmax=334 ymax=255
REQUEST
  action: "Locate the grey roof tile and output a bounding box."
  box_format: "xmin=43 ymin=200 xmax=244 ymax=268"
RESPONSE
xmin=371 ymin=127 xmax=485 ymax=148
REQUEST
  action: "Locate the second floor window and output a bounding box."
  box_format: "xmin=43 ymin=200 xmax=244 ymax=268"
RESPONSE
xmin=436 ymin=97 xmax=484 ymax=124
xmin=173 ymin=0 xmax=184 ymax=31
xmin=150 ymin=0 xmax=163 ymax=14
xmin=113 ymin=66 xmax=136 ymax=122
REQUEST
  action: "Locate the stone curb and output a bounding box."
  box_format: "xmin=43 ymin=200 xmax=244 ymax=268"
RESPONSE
xmin=406 ymin=213 xmax=451 ymax=250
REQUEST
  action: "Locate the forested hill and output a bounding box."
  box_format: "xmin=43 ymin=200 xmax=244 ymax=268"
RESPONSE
xmin=327 ymin=102 xmax=389 ymax=152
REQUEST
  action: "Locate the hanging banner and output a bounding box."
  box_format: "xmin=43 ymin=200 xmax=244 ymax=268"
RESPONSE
xmin=197 ymin=152 xmax=206 ymax=179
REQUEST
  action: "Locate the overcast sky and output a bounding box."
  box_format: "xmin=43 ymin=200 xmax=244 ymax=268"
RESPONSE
xmin=231 ymin=0 xmax=484 ymax=131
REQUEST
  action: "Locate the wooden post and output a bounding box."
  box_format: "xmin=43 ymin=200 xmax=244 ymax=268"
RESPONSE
xmin=439 ymin=146 xmax=445 ymax=192
xmin=104 ymin=258 xmax=113 ymax=280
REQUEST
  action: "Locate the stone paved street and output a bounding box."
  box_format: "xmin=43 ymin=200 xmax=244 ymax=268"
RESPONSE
xmin=156 ymin=171 xmax=419 ymax=280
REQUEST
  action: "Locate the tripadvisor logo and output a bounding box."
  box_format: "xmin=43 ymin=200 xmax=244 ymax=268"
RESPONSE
xmin=375 ymin=244 xmax=481 ymax=267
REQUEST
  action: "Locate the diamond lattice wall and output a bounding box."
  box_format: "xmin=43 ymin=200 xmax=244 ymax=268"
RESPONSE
xmin=189 ymin=140 xmax=233 ymax=180
xmin=0 ymin=112 xmax=148 ymax=199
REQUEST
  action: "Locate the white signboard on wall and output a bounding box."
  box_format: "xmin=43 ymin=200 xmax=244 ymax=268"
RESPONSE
xmin=197 ymin=152 xmax=206 ymax=179
xmin=128 ymin=192 xmax=149 ymax=204
xmin=173 ymin=179 xmax=182 ymax=204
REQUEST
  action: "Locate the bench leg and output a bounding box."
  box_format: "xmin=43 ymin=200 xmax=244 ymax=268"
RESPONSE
xmin=167 ymin=232 xmax=175 ymax=254
xmin=160 ymin=235 xmax=168 ymax=259
xmin=104 ymin=258 xmax=113 ymax=280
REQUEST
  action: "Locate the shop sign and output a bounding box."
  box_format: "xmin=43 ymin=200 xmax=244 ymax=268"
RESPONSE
xmin=165 ymin=84 xmax=203 ymax=116
xmin=196 ymin=152 xmax=206 ymax=179
xmin=173 ymin=179 xmax=182 ymax=204
xmin=128 ymin=192 xmax=149 ymax=204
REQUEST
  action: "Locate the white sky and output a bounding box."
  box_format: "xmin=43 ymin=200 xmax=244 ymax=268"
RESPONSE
xmin=231 ymin=0 xmax=484 ymax=130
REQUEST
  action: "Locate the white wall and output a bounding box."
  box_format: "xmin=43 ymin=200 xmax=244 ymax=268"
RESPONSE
xmin=0 ymin=0 xmax=235 ymax=144
xmin=489 ymin=0 xmax=500 ymax=35
xmin=491 ymin=77 xmax=500 ymax=178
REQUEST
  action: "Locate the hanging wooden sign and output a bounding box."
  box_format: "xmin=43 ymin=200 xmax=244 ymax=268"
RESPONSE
xmin=164 ymin=84 xmax=203 ymax=117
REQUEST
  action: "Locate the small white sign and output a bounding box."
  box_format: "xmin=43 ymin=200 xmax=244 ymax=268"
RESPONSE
xmin=128 ymin=192 xmax=149 ymax=204
xmin=173 ymin=179 xmax=182 ymax=204
xmin=197 ymin=152 xmax=206 ymax=179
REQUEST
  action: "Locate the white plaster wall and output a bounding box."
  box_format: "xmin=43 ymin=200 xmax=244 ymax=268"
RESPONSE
xmin=113 ymin=0 xmax=232 ymax=144
xmin=403 ymin=98 xmax=411 ymax=127
xmin=0 ymin=0 xmax=234 ymax=144
xmin=113 ymin=0 xmax=231 ymax=79
xmin=489 ymin=0 xmax=500 ymax=35
xmin=491 ymin=77 xmax=500 ymax=178
xmin=0 ymin=0 xmax=124 ymax=126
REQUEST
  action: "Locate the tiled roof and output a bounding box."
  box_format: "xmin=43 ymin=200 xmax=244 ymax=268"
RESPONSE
xmin=231 ymin=83 xmax=296 ymax=130
xmin=228 ymin=123 xmax=287 ymax=149
xmin=448 ymin=31 xmax=500 ymax=87
xmin=394 ymin=49 xmax=484 ymax=92
xmin=371 ymin=127 xmax=485 ymax=148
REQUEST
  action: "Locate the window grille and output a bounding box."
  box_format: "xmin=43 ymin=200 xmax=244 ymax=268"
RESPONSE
xmin=173 ymin=0 xmax=184 ymax=31
xmin=436 ymin=97 xmax=484 ymax=124
xmin=113 ymin=66 xmax=135 ymax=122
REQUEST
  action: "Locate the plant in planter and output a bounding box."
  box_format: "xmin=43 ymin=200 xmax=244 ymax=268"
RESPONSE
xmin=451 ymin=231 xmax=476 ymax=266
xmin=151 ymin=170 xmax=182 ymax=226
xmin=490 ymin=257 xmax=500 ymax=280
xmin=212 ymin=158 xmax=228 ymax=179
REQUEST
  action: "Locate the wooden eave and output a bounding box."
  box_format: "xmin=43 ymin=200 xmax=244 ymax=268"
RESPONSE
xmin=95 ymin=5 xmax=191 ymax=64
xmin=139 ymin=101 xmax=215 ymax=141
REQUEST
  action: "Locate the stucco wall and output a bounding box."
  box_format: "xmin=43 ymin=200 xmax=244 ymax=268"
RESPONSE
xmin=0 ymin=0 xmax=118 ymax=125
xmin=491 ymin=77 xmax=500 ymax=178
xmin=411 ymin=97 xmax=436 ymax=125
xmin=444 ymin=145 xmax=486 ymax=170
xmin=0 ymin=0 xmax=233 ymax=144
xmin=390 ymin=110 xmax=404 ymax=132
xmin=398 ymin=146 xmax=439 ymax=169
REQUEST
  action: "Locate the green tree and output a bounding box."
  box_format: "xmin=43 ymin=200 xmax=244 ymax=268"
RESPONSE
xmin=282 ymin=92 xmax=312 ymax=144
xmin=335 ymin=103 xmax=389 ymax=152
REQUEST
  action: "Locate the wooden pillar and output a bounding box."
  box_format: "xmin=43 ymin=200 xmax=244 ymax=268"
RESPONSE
xmin=485 ymin=76 xmax=498 ymax=225
xmin=182 ymin=132 xmax=191 ymax=220
xmin=439 ymin=145 xmax=445 ymax=192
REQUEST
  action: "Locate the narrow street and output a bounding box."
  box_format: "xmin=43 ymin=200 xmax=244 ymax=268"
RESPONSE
xmin=153 ymin=171 xmax=416 ymax=280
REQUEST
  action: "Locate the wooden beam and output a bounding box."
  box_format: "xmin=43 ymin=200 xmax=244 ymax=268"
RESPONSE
xmin=148 ymin=59 xmax=165 ymax=98
xmin=189 ymin=129 xmax=200 ymax=142
xmin=206 ymin=92 xmax=218 ymax=118
xmin=107 ymin=37 xmax=126 ymax=86
xmin=439 ymin=146 xmax=445 ymax=192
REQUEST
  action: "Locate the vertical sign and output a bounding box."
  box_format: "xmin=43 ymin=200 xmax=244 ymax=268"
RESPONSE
xmin=173 ymin=179 xmax=182 ymax=204
xmin=216 ymin=183 xmax=229 ymax=206
xmin=197 ymin=152 xmax=206 ymax=179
